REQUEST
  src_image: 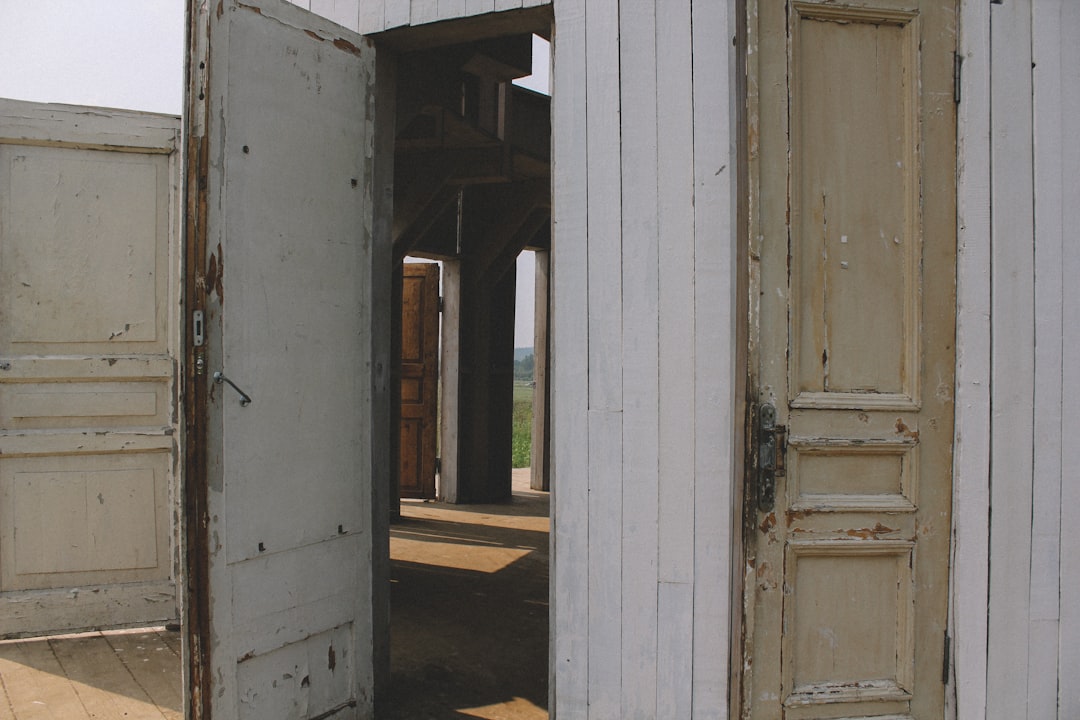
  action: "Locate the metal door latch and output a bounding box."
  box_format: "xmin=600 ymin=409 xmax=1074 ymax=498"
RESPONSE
xmin=213 ymin=371 xmax=252 ymax=406
xmin=757 ymin=403 xmax=786 ymax=512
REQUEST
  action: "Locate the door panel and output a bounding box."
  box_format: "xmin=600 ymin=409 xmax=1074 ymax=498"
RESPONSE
xmin=400 ymin=262 xmax=439 ymax=500
xmin=188 ymin=0 xmax=379 ymax=717
xmin=745 ymin=1 xmax=956 ymax=718
xmin=0 ymin=102 xmax=180 ymax=637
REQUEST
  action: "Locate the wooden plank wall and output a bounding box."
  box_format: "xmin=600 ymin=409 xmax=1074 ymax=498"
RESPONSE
xmin=284 ymin=0 xmax=551 ymax=34
xmin=551 ymin=1 xmax=738 ymax=717
xmin=956 ymin=1 xmax=1079 ymax=717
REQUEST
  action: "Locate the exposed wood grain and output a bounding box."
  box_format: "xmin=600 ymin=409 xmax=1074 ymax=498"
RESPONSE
xmin=690 ymin=0 xmax=736 ymax=715
xmin=986 ymin=2 xmax=1035 ymax=717
xmin=951 ymin=1 xmax=992 ymax=718
xmin=551 ymin=0 xmax=589 ymax=715
xmin=617 ymin=0 xmax=660 ymax=715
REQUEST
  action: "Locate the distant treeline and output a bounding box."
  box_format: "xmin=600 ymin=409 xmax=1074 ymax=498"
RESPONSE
xmin=514 ymin=353 xmax=534 ymax=383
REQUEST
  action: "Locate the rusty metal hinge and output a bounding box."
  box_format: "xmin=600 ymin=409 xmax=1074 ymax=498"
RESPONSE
xmin=757 ymin=403 xmax=786 ymax=512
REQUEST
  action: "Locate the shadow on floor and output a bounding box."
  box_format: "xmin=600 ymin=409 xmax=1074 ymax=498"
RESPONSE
xmin=383 ymin=476 xmax=549 ymax=720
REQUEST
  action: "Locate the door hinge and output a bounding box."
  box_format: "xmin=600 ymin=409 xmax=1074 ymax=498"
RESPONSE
xmin=954 ymin=52 xmax=963 ymax=104
xmin=757 ymin=403 xmax=786 ymax=512
xmin=942 ymin=632 xmax=951 ymax=684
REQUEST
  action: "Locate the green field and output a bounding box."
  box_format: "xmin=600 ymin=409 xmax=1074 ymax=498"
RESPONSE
xmin=512 ymin=383 xmax=534 ymax=468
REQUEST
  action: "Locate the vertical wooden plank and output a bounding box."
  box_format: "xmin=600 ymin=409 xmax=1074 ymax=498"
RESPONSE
xmin=690 ymin=0 xmax=736 ymax=716
xmin=1029 ymin=2 xmax=1064 ymax=715
xmin=655 ymin=1 xmax=696 ymax=715
xmin=587 ymin=409 xmax=623 ymax=718
xmin=309 ymin=0 xmax=360 ymax=31
xmin=952 ymin=1 xmax=992 ymax=718
xmin=410 ymin=0 xmax=438 ymax=25
xmin=1055 ymin=3 xmax=1080 ymax=715
xmin=618 ymin=0 xmax=660 ymax=716
xmin=531 ymin=250 xmax=551 ymax=491
xmin=655 ymin=0 xmax=695 ymax=584
xmin=383 ymin=0 xmax=411 ymax=29
xmin=437 ymin=0 xmax=468 ymax=21
xmin=359 ymin=0 xmax=385 ymax=34
xmin=583 ymin=0 xmax=623 ymax=712
xmin=494 ymin=0 xmax=522 ymax=12
xmin=551 ymin=1 xmax=590 ymax=717
xmin=464 ymin=0 xmax=495 ymax=18
xmin=986 ymin=2 xmax=1035 ymax=717
xmin=657 ymin=582 xmax=694 ymax=718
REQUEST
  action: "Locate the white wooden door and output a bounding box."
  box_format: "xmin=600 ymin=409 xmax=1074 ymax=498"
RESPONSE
xmin=744 ymin=1 xmax=957 ymax=718
xmin=187 ymin=1 xmax=382 ymax=718
xmin=0 ymin=100 xmax=181 ymax=637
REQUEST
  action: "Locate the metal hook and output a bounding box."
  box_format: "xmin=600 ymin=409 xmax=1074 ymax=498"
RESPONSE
xmin=213 ymin=371 xmax=252 ymax=406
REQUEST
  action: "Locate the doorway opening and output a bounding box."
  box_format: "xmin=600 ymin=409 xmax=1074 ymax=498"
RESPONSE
xmin=386 ymin=24 xmax=553 ymax=719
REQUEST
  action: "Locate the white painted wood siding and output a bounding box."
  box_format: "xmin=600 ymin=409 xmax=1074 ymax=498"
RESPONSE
xmin=550 ymin=1 xmax=738 ymax=717
xmin=284 ymin=0 xmax=550 ymax=34
xmin=953 ymin=1 xmax=1080 ymax=717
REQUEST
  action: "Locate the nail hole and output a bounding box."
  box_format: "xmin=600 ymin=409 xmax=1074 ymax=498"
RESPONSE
xmin=258 ymin=542 xmax=265 ymax=552
xmin=350 ymin=178 xmax=358 ymax=187
xmin=242 ymin=145 xmax=250 ymax=154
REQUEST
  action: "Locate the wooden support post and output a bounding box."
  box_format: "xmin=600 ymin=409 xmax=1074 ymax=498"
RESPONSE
xmin=531 ymin=249 xmax=551 ymax=491
xmin=439 ymin=259 xmax=462 ymax=503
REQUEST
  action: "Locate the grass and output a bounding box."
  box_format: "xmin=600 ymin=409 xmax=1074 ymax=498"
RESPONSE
xmin=512 ymin=383 xmax=534 ymax=468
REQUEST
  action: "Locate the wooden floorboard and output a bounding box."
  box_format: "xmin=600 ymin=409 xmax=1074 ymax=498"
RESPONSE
xmin=0 ymin=629 xmax=181 ymax=720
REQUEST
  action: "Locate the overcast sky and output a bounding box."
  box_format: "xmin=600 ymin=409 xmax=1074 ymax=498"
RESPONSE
xmin=0 ymin=1 xmax=545 ymax=348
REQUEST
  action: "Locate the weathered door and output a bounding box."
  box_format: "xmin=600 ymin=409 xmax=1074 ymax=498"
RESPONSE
xmin=186 ymin=1 xmax=384 ymax=717
xmin=399 ymin=262 xmax=439 ymax=500
xmin=743 ymin=1 xmax=956 ymax=718
xmin=0 ymin=100 xmax=181 ymax=637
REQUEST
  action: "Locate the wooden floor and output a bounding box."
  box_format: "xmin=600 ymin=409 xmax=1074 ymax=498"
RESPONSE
xmin=0 ymin=471 xmax=546 ymax=719
xmin=0 ymin=627 xmax=182 ymax=720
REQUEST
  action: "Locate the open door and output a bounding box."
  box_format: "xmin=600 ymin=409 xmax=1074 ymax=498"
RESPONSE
xmin=185 ymin=1 xmax=388 ymax=717
xmin=0 ymin=100 xmax=181 ymax=637
xmin=399 ymin=262 xmax=439 ymax=500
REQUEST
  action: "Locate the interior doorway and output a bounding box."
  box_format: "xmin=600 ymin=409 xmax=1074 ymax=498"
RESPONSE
xmin=387 ymin=27 xmax=553 ymax=718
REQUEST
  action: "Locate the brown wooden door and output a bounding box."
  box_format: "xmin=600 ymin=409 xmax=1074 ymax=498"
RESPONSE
xmin=743 ymin=1 xmax=957 ymax=718
xmin=400 ymin=262 xmax=440 ymax=499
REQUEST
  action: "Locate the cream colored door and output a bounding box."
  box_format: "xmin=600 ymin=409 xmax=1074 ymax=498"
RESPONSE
xmin=744 ymin=1 xmax=956 ymax=718
xmin=186 ymin=0 xmax=383 ymax=717
xmin=0 ymin=100 xmax=181 ymax=637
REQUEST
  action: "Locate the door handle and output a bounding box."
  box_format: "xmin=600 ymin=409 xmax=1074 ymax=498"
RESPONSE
xmin=757 ymin=403 xmax=785 ymax=512
xmin=213 ymin=371 xmax=252 ymax=406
